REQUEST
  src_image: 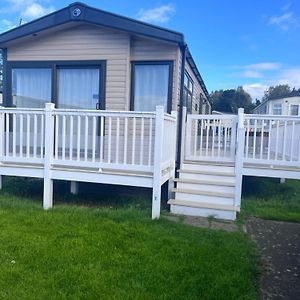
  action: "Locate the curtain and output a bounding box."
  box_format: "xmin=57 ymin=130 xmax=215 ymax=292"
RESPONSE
xmin=12 ymin=68 xmax=52 ymax=108
xmin=58 ymin=68 xmax=100 ymax=109
xmin=134 ymin=64 xmax=169 ymax=112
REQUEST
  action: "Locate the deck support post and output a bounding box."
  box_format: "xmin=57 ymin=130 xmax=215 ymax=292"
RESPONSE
xmin=234 ymin=108 xmax=245 ymax=209
xmin=43 ymin=103 xmax=55 ymax=210
xmin=70 ymin=181 xmax=79 ymax=195
xmin=152 ymin=106 xmax=164 ymax=219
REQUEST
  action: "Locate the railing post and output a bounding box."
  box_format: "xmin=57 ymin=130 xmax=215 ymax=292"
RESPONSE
xmin=152 ymin=106 xmax=164 ymax=219
xmin=0 ymin=107 xmax=4 ymax=189
xmin=234 ymin=108 xmax=245 ymax=208
xmin=180 ymin=107 xmax=187 ymax=168
xmin=185 ymin=113 xmax=191 ymax=160
xmin=43 ymin=103 xmax=55 ymax=209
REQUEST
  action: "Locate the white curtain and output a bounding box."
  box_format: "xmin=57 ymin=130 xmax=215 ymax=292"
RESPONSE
xmin=58 ymin=68 xmax=100 ymax=109
xmin=134 ymin=65 xmax=169 ymax=112
xmin=12 ymin=68 xmax=52 ymax=108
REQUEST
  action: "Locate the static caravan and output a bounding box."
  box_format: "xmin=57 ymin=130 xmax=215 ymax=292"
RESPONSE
xmin=0 ymin=2 xmax=210 ymax=219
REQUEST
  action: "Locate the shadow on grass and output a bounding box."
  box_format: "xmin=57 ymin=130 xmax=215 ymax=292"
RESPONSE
xmin=240 ymin=176 xmax=300 ymax=223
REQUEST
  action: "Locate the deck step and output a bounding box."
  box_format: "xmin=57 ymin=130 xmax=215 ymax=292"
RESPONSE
xmin=172 ymin=188 xmax=234 ymax=199
xmin=174 ymin=178 xmax=235 ymax=187
xmin=177 ymin=169 xmax=235 ymax=177
xmin=168 ymin=199 xmax=240 ymax=212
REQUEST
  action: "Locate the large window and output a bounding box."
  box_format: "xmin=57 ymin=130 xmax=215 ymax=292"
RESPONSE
xmin=184 ymin=72 xmax=193 ymax=113
xmin=7 ymin=61 xmax=105 ymax=110
xmin=58 ymin=68 xmax=100 ymax=109
xmin=290 ymin=104 xmax=299 ymax=116
xmin=12 ymin=68 xmax=52 ymax=108
xmin=132 ymin=62 xmax=173 ymax=112
xmin=273 ymin=103 xmax=282 ymax=115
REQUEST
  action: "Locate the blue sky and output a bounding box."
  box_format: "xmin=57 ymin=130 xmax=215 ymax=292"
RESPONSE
xmin=0 ymin=0 xmax=299 ymax=99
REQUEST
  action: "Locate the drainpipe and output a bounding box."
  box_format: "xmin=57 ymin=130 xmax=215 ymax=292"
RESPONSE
xmin=175 ymin=43 xmax=187 ymax=175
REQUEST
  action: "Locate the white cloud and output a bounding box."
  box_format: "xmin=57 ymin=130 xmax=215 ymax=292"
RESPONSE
xmin=1 ymin=1 xmax=54 ymax=21
xmin=268 ymin=10 xmax=299 ymax=31
xmin=243 ymin=66 xmax=300 ymax=99
xmin=231 ymin=62 xmax=281 ymax=79
xmin=22 ymin=3 xmax=54 ymax=18
xmin=245 ymin=62 xmax=281 ymax=71
xmin=136 ymin=3 xmax=176 ymax=24
xmin=243 ymin=83 xmax=269 ymax=99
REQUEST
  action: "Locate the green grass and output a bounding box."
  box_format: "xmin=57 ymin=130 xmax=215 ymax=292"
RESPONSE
xmin=241 ymin=177 xmax=300 ymax=223
xmin=0 ymin=180 xmax=259 ymax=299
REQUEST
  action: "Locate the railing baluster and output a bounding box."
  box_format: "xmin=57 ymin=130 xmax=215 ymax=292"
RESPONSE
xmin=40 ymin=114 xmax=44 ymax=158
xmin=205 ymin=120 xmax=209 ymax=157
xmin=33 ymin=114 xmax=37 ymax=158
xmin=282 ymin=120 xmax=287 ymax=161
xmin=20 ymin=114 xmax=23 ymax=157
xmin=84 ymin=116 xmax=88 ymax=161
xmin=212 ymin=119 xmax=215 ymax=156
xmin=199 ymin=119 xmax=203 ymax=157
xmin=116 ymin=117 xmax=120 ymax=164
xmin=267 ymin=119 xmax=272 ymax=160
xmin=218 ymin=121 xmax=221 ymax=157
xmin=275 ymin=120 xmax=279 ymax=160
xmin=12 ymin=114 xmax=16 ymax=157
xmin=245 ymin=118 xmax=250 ymax=158
xmin=5 ymin=113 xmax=9 ymax=156
xmin=108 ymin=117 xmax=112 ymax=163
xmin=260 ymin=119 xmax=264 ymax=159
xmin=224 ymin=126 xmax=228 ymax=157
xmin=193 ymin=119 xmax=197 ymax=156
xmin=92 ymin=116 xmax=96 ymax=162
xmin=26 ymin=114 xmax=30 ymax=157
xmin=124 ymin=117 xmax=128 ymax=164
xmin=62 ymin=115 xmax=66 ymax=160
xmin=148 ymin=118 xmax=152 ymax=165
xmin=290 ymin=121 xmax=295 ymax=161
xmin=68 ymin=115 xmax=73 ymax=160
xmin=132 ymin=117 xmax=136 ymax=164
xmin=77 ymin=115 xmax=81 ymax=160
xmin=253 ymin=119 xmax=257 ymax=159
xmin=140 ymin=117 xmax=144 ymax=165
xmin=55 ymin=115 xmax=59 ymax=159
xmin=100 ymin=116 xmax=104 ymax=163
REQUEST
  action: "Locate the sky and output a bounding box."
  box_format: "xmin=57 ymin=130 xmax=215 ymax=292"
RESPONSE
xmin=0 ymin=0 xmax=299 ymax=100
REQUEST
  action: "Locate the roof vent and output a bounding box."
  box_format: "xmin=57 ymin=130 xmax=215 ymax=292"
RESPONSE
xmin=72 ymin=8 xmax=81 ymax=17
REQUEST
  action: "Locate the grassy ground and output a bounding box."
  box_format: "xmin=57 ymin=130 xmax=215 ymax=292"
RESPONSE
xmin=0 ymin=178 xmax=259 ymax=299
xmin=241 ymin=177 xmax=300 ymax=223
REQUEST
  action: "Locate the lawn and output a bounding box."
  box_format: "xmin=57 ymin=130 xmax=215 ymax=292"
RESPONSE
xmin=241 ymin=177 xmax=300 ymax=223
xmin=0 ymin=178 xmax=259 ymax=300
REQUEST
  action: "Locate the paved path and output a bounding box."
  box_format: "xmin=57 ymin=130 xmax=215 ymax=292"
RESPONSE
xmin=246 ymin=217 xmax=300 ymax=300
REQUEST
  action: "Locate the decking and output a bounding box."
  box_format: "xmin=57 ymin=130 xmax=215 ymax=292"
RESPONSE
xmin=0 ymin=104 xmax=299 ymax=220
xmin=0 ymin=104 xmax=177 ymax=219
xmin=169 ymin=108 xmax=300 ymax=220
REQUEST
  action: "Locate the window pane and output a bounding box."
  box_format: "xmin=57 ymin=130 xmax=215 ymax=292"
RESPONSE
xmin=12 ymin=68 xmax=52 ymax=108
xmin=290 ymin=104 xmax=299 ymax=116
xmin=134 ymin=64 xmax=170 ymax=112
xmin=273 ymin=104 xmax=282 ymax=115
xmin=58 ymin=68 xmax=100 ymax=109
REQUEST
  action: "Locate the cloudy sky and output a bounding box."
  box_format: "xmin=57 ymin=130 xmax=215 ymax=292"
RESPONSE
xmin=0 ymin=0 xmax=299 ymax=100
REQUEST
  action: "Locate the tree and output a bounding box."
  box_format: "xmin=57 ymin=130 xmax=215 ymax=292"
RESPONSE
xmin=210 ymin=86 xmax=254 ymax=113
xmin=262 ymin=84 xmax=291 ymax=102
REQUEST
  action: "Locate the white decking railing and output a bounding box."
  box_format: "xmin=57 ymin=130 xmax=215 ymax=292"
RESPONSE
xmin=0 ymin=104 xmax=177 ymax=219
xmin=184 ymin=111 xmax=300 ymax=168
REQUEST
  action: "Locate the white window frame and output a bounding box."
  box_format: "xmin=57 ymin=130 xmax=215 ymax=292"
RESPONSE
xmin=272 ymin=103 xmax=282 ymax=115
xmin=289 ymin=104 xmax=299 ymax=116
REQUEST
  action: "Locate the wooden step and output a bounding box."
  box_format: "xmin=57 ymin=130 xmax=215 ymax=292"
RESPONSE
xmin=178 ymin=169 xmax=235 ymax=177
xmin=168 ymin=199 xmax=240 ymax=212
xmin=174 ymin=178 xmax=235 ymax=187
xmin=172 ymin=188 xmax=234 ymax=198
